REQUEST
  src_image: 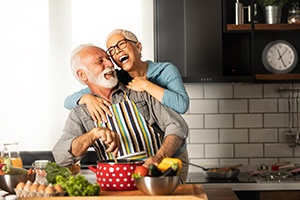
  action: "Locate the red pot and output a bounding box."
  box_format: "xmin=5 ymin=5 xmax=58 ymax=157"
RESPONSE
xmin=88 ymin=160 xmax=143 ymax=191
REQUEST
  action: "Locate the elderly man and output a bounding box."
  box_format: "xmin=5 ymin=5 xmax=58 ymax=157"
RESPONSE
xmin=52 ymin=44 xmax=189 ymax=182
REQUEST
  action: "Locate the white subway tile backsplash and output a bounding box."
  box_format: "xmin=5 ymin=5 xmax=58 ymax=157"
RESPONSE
xmin=205 ymin=114 xmax=233 ymax=128
xmin=234 ymin=114 xmax=263 ymax=128
xmin=185 ymin=83 xmax=204 ymax=99
xmin=263 ymin=84 xmax=291 ymax=98
xmin=185 ymin=83 xmax=300 ymax=166
xmin=205 ymin=144 xmax=234 ymax=158
xmin=264 ymin=113 xmax=289 ymax=128
xmin=187 ymin=144 xmax=204 ymax=158
xmin=189 ymin=129 xmax=218 ymax=143
xmin=204 ymin=83 xmax=233 ymax=99
xmin=235 ymin=144 xmax=263 ymax=157
xmin=182 ymin=114 xmax=203 ymax=129
xmin=265 ymin=144 xmax=293 ymax=157
xmin=219 ymin=159 xmax=248 ymax=167
xmin=219 ymin=99 xmax=247 ymax=113
xmin=249 ymin=158 xmax=279 ymax=165
xmin=234 ymin=84 xmax=263 ymax=98
xmin=249 ymin=99 xmax=277 ymax=113
xmin=249 ymin=129 xmax=278 ymax=143
xmin=278 ymin=98 xmax=288 ymax=112
xmin=190 ymin=99 xmax=218 ymax=114
xmin=220 ymin=129 xmax=248 ymax=143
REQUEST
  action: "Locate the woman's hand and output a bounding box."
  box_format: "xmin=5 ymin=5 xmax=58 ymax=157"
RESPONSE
xmin=79 ymin=94 xmax=112 ymax=123
xmin=127 ymin=76 xmax=148 ymax=92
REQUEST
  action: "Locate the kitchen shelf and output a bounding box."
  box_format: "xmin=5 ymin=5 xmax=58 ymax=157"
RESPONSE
xmin=227 ymin=23 xmax=300 ymax=31
xmin=255 ymin=74 xmax=300 ymax=81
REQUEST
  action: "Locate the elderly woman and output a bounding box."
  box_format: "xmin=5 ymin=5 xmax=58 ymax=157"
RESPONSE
xmin=64 ymin=29 xmax=189 ymax=122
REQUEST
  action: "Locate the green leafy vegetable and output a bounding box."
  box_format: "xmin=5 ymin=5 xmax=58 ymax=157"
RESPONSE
xmin=56 ymin=174 xmax=100 ymax=196
xmin=45 ymin=162 xmax=72 ymax=184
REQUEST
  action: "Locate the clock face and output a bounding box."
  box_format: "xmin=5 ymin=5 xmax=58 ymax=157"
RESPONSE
xmin=262 ymin=40 xmax=298 ymax=74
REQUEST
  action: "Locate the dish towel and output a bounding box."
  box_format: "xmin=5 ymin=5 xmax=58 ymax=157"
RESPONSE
xmin=93 ymin=99 xmax=162 ymax=161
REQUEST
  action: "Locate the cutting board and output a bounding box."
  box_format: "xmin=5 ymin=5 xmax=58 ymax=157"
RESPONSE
xmin=19 ymin=184 xmax=237 ymax=200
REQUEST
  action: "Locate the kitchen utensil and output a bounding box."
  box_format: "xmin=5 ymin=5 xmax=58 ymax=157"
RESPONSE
xmin=189 ymin=163 xmax=242 ymax=179
xmin=0 ymin=174 xmax=36 ymax=194
xmin=88 ymin=159 xmax=143 ymax=191
xmin=189 ymin=163 xmax=242 ymax=171
xmin=202 ymin=168 xmax=240 ymax=179
xmin=134 ymin=176 xmax=180 ymax=195
xmin=296 ymin=94 xmax=300 ymax=143
xmin=285 ymin=94 xmax=296 ymax=147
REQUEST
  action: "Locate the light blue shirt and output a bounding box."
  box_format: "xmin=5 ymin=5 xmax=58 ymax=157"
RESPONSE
xmin=64 ymin=60 xmax=189 ymax=114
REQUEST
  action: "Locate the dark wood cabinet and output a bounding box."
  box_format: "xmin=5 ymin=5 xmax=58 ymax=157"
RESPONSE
xmin=154 ymin=0 xmax=223 ymax=82
xmin=154 ymin=0 xmax=300 ymax=83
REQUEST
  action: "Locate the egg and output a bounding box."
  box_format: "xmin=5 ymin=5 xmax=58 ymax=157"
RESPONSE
xmin=54 ymin=184 xmax=64 ymax=193
xmin=23 ymin=180 xmax=32 ymax=191
xmin=15 ymin=182 xmax=25 ymax=190
xmin=37 ymin=183 xmax=47 ymax=193
xmin=45 ymin=183 xmax=55 ymax=194
xmin=30 ymin=181 xmax=39 ymax=192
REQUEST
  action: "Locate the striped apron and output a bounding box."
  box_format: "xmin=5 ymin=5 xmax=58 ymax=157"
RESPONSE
xmin=93 ymin=99 xmax=162 ymax=161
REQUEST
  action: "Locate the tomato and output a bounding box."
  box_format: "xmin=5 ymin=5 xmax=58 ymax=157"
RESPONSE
xmin=133 ymin=166 xmax=148 ymax=177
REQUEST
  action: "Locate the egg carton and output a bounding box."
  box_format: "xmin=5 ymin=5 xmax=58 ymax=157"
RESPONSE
xmin=14 ymin=189 xmax=65 ymax=197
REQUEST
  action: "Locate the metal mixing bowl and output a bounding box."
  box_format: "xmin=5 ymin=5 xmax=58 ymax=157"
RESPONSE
xmin=0 ymin=174 xmax=36 ymax=194
xmin=134 ymin=176 xmax=180 ymax=195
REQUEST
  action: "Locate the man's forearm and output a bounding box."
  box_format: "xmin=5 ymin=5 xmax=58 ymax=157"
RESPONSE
xmin=71 ymin=131 xmax=95 ymax=156
xmin=156 ymin=135 xmax=183 ymax=158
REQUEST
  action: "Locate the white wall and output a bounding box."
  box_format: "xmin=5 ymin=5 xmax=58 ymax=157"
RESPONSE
xmin=0 ymin=0 xmax=154 ymax=151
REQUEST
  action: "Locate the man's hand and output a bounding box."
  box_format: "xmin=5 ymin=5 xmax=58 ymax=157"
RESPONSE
xmin=143 ymin=135 xmax=183 ymax=168
xmin=71 ymin=127 xmax=120 ymax=158
xmin=143 ymin=154 xmax=164 ymax=168
xmin=79 ymin=94 xmax=112 ymax=123
xmin=93 ymin=128 xmax=121 ymax=157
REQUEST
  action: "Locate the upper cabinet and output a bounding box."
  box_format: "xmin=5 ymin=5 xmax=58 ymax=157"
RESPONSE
xmin=154 ymin=0 xmax=300 ymax=83
xmin=154 ymin=0 xmax=223 ymax=82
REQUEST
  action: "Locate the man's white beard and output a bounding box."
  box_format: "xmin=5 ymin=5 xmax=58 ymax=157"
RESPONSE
xmin=88 ymin=68 xmax=118 ymax=89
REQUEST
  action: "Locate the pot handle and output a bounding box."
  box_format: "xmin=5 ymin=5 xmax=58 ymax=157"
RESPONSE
xmin=88 ymin=165 xmax=97 ymax=173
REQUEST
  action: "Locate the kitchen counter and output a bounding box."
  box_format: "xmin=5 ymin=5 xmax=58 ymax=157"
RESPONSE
xmin=81 ymin=169 xmax=300 ymax=191
xmin=187 ymin=172 xmax=300 ymax=191
xmin=18 ymin=184 xmax=238 ymax=200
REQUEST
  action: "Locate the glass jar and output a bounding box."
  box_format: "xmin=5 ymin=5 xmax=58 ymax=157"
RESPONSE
xmin=288 ymin=3 xmax=300 ymax=24
xmin=0 ymin=142 xmax=23 ymax=167
xmin=32 ymin=160 xmax=50 ymax=184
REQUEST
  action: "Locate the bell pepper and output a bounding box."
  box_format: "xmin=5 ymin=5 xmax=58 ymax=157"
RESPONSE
xmin=157 ymin=158 xmax=182 ymax=174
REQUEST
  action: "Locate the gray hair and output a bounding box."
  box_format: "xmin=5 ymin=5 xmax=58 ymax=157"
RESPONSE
xmin=106 ymin=29 xmax=139 ymax=43
xmin=70 ymin=43 xmax=94 ymax=85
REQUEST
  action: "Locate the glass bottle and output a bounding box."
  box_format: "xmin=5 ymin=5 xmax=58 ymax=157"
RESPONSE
xmin=0 ymin=142 xmax=23 ymax=167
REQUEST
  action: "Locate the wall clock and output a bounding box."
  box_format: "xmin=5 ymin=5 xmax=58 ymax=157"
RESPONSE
xmin=262 ymin=40 xmax=298 ymax=74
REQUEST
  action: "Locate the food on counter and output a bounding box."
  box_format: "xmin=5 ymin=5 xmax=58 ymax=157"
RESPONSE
xmin=45 ymin=162 xmax=99 ymax=196
xmin=2 ymin=164 xmax=28 ymax=175
xmin=148 ymin=164 xmax=163 ymax=177
xmin=0 ymin=156 xmax=33 ymax=175
xmin=44 ymin=183 xmax=55 ymax=194
xmin=37 ymin=183 xmax=47 ymax=192
xmin=14 ymin=180 xmax=65 ymax=197
xmin=29 ymin=181 xmax=39 ymax=192
xmin=133 ymin=166 xmax=149 ymax=178
xmin=45 ymin=162 xmax=71 ymax=184
xmin=157 ymin=158 xmax=182 ymax=173
xmin=56 ymin=174 xmax=100 ymax=196
xmin=132 ymin=158 xmax=182 ymax=178
xmin=3 ymin=156 xmax=12 ymax=165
